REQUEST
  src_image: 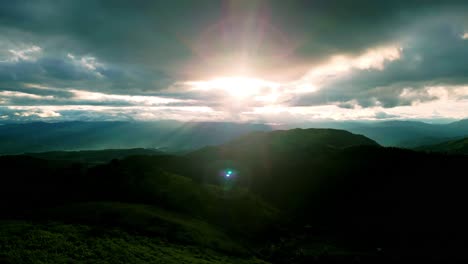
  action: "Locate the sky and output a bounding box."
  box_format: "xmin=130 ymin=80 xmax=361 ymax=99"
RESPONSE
xmin=1 ymin=0 xmax=468 ymax=123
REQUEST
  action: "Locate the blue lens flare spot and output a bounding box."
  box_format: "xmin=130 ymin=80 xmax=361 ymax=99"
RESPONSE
xmin=224 ymin=169 xmax=234 ymax=178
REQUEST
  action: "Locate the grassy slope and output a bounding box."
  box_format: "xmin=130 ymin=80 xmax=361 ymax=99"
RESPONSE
xmin=417 ymin=137 xmax=468 ymax=154
xmin=0 ymin=152 xmax=278 ymax=263
xmin=36 ymin=202 xmax=247 ymax=255
xmin=0 ymin=221 xmax=268 ymax=264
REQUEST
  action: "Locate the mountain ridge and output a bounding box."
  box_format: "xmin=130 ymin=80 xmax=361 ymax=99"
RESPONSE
xmin=2 ymin=119 xmax=468 ymax=154
xmin=417 ymin=137 xmax=468 ymax=155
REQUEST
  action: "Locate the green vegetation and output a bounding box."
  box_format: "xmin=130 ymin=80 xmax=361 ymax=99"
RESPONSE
xmin=37 ymin=202 xmax=248 ymax=255
xmin=416 ymin=137 xmax=468 ymax=154
xmin=0 ymin=221 xmax=267 ymax=264
xmin=1 ymin=128 xmax=468 ymax=262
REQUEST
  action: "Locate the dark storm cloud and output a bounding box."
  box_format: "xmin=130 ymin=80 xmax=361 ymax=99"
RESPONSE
xmin=271 ymin=1 xmax=463 ymax=58
xmin=0 ymin=0 xmax=215 ymax=70
xmin=0 ymin=49 xmax=174 ymax=97
xmin=2 ymin=0 xmax=467 ymax=77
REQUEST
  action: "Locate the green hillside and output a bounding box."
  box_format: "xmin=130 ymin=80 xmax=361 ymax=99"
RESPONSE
xmin=417 ymin=137 xmax=468 ymax=154
xmin=0 ymin=220 xmax=267 ymax=264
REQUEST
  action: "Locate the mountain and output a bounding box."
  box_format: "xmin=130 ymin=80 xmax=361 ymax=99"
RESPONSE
xmin=0 ymin=121 xmax=271 ymax=154
xmin=296 ymin=119 xmax=468 ymax=147
xmin=2 ymin=128 xmax=468 ymax=262
xmin=219 ymin=128 xmax=379 ymax=152
xmin=189 ymin=128 xmax=379 ymax=163
xmin=185 ymin=128 xmax=380 ymax=208
xmin=417 ymin=137 xmax=468 ymax=155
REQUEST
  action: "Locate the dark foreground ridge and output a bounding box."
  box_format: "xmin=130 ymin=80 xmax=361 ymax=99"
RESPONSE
xmin=1 ymin=128 xmax=468 ymax=263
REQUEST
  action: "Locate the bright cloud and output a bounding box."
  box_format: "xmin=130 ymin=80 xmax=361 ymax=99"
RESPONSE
xmin=0 ymin=91 xmax=54 ymax=100
xmin=66 ymin=53 xmax=106 ymax=78
xmin=0 ymin=39 xmax=465 ymax=124
xmin=166 ymin=44 xmax=403 ymax=111
xmin=14 ymin=109 xmax=61 ymax=118
xmin=0 ymin=22 xmax=468 ymax=123
xmin=7 ymin=45 xmax=42 ymax=62
xmin=297 ymin=45 xmax=402 ymax=91
xmin=70 ymin=90 xmax=190 ymax=106
xmin=0 ymin=1 xmax=468 ymax=124
xmin=2 ymin=105 xmax=222 ymax=122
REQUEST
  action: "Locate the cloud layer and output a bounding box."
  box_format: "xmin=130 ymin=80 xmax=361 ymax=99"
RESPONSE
xmin=1 ymin=0 xmax=468 ymax=123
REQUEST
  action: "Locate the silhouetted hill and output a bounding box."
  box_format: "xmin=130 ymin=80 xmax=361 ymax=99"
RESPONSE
xmin=190 ymin=128 xmax=378 ymax=161
xmin=417 ymin=137 xmax=468 ymax=155
xmin=186 ymin=129 xmax=379 ymax=205
xmin=0 ymin=121 xmax=271 ymax=154
xmin=230 ymin=128 xmax=379 ymax=151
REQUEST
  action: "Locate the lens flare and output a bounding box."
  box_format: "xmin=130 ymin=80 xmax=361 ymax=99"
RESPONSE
xmin=223 ymin=169 xmax=234 ymax=178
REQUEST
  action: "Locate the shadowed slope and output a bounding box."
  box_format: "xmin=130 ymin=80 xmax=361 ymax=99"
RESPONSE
xmin=417 ymin=137 xmax=468 ymax=155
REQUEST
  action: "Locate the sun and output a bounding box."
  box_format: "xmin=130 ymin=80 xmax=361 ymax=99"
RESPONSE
xmin=188 ymin=76 xmax=280 ymax=101
xmin=207 ymin=77 xmax=277 ymax=98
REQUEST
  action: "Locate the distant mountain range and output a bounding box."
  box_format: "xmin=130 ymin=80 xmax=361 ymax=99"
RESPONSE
xmin=1 ymin=119 xmax=468 ymax=155
xmin=0 ymin=121 xmax=271 ymax=154
xmin=293 ymin=119 xmax=468 ymax=147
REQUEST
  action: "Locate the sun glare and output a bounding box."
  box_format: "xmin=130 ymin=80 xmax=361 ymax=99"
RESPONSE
xmin=189 ymin=76 xmax=280 ymax=100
